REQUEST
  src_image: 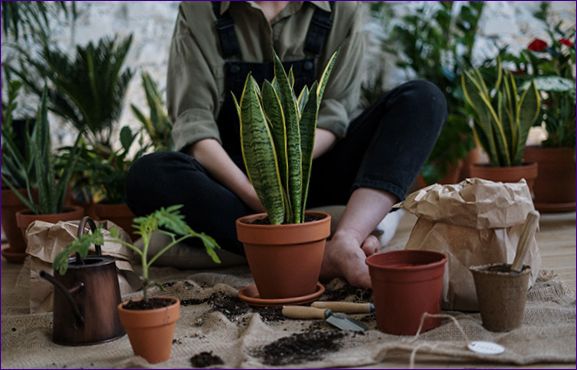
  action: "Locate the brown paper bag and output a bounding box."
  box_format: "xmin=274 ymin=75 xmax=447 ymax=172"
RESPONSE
xmin=24 ymin=220 xmax=141 ymax=313
xmin=401 ymin=178 xmax=541 ymax=311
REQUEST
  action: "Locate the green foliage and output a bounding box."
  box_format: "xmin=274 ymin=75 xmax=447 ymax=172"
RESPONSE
xmin=1 ymin=1 xmax=75 ymax=42
xmin=497 ymin=3 xmax=575 ymax=148
xmin=130 ymin=71 xmax=173 ymax=152
xmin=235 ymin=52 xmax=338 ymax=224
xmin=1 ymin=90 xmax=81 ymax=214
xmin=58 ymin=127 xmax=147 ymax=204
xmin=383 ymin=2 xmax=485 ymax=183
xmin=462 ymin=60 xmax=542 ymax=166
xmin=53 ymin=206 xmax=221 ymax=301
xmin=11 ymin=35 xmax=134 ymax=148
xmin=1 ymin=72 xmax=34 ymax=190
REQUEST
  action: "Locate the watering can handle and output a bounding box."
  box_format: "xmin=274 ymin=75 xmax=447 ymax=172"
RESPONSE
xmin=39 ymin=271 xmax=85 ymax=326
xmin=77 ymin=216 xmax=102 ymax=257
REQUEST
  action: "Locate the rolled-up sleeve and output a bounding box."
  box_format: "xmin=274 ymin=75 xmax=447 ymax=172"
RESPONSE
xmin=167 ymin=5 xmax=221 ymax=152
xmin=317 ymin=3 xmax=365 ymax=139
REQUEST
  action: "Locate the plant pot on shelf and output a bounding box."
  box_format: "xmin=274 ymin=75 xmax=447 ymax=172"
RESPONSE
xmin=2 ymin=188 xmax=36 ymax=263
xmin=469 ymin=162 xmax=538 ymax=193
xmin=236 ymin=211 xmax=331 ymax=299
xmin=366 ymin=250 xmax=447 ymax=335
xmin=15 ymin=206 xmax=85 ymax=248
xmin=524 ymin=146 xmax=575 ymax=213
xmin=118 ymin=297 xmax=180 ymax=364
xmin=92 ymin=202 xmax=136 ymax=241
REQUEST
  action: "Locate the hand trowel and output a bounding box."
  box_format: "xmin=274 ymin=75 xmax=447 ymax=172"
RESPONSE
xmin=282 ymin=305 xmax=368 ymax=332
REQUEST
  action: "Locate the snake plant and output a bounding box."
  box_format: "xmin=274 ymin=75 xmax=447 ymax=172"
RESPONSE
xmin=462 ymin=59 xmax=541 ymax=167
xmin=234 ymin=52 xmax=338 ymax=225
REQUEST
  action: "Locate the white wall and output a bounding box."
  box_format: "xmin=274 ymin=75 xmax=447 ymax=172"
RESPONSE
xmin=3 ymin=1 xmax=575 ymax=147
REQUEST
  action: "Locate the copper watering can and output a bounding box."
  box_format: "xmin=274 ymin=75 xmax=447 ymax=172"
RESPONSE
xmin=40 ymin=217 xmax=125 ymax=346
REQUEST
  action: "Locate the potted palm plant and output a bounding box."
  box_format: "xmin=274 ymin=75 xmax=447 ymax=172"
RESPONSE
xmin=234 ymin=53 xmax=337 ymax=300
xmin=462 ymin=59 xmax=541 ymax=190
xmin=54 ymin=205 xmax=221 ymax=363
xmin=8 ymin=91 xmax=84 ymax=249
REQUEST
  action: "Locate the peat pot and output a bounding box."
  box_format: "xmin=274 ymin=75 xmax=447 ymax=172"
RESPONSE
xmin=470 ymin=263 xmax=531 ymax=332
xmin=39 ymin=217 xmax=124 ymax=345
xmin=118 ymin=297 xmax=180 ymax=364
xmin=366 ymin=250 xmax=447 ymax=335
xmin=236 ymin=211 xmax=331 ymax=299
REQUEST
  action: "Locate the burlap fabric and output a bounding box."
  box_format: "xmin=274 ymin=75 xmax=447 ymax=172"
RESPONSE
xmin=2 ymin=267 xmax=574 ymax=368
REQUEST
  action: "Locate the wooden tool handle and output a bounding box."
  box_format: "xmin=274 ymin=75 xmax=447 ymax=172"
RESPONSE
xmin=311 ymin=301 xmax=373 ymax=314
xmin=511 ymin=210 xmax=540 ymax=273
xmin=282 ymin=305 xmax=327 ymax=320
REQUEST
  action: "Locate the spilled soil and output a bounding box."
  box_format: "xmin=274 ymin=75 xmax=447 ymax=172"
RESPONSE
xmin=190 ymin=351 xmax=224 ymax=368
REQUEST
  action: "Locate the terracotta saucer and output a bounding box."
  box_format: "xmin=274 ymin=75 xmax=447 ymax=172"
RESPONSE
xmin=238 ymin=283 xmax=325 ymax=307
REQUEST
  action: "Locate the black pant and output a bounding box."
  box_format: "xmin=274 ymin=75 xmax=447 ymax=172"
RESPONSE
xmin=126 ymin=80 xmax=446 ymax=254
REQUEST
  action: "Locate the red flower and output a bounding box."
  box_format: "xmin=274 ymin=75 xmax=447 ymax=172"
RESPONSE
xmin=559 ymin=38 xmax=574 ymax=48
xmin=528 ymin=38 xmax=548 ymax=52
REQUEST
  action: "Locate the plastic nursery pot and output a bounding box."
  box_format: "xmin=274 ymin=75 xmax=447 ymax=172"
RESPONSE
xmin=236 ymin=211 xmax=331 ymax=299
xmin=118 ymin=297 xmax=180 ymax=364
xmin=15 ymin=206 xmax=85 ymax=244
xmin=366 ymin=250 xmax=447 ymax=335
xmin=470 ymin=263 xmax=531 ymax=332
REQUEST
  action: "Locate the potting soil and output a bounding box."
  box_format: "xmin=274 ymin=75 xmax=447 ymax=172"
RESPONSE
xmin=3 ymin=267 xmax=575 ymax=368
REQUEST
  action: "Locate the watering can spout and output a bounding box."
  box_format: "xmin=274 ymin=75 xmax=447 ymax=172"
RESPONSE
xmin=39 ymin=270 xmax=85 ymax=326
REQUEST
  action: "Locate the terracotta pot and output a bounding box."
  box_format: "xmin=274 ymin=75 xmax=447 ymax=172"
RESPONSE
xmin=2 ymin=188 xmax=34 ymax=263
xmin=459 ymin=147 xmax=483 ymax=181
xmin=470 ymin=263 xmax=531 ymax=332
xmin=15 ymin=206 xmax=85 ymax=247
xmin=92 ymin=203 xmax=136 ymax=241
xmin=118 ymin=297 xmax=180 ymax=364
xmin=524 ymin=146 xmax=575 ymax=213
xmin=469 ymin=162 xmax=538 ymax=193
xmin=236 ymin=211 xmax=331 ymax=299
xmin=366 ymin=250 xmax=447 ymax=335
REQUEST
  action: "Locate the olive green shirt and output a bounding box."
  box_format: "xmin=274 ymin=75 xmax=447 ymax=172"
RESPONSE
xmin=168 ymin=1 xmax=365 ymax=152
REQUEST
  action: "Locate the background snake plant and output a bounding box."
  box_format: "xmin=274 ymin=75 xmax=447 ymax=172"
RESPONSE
xmin=234 ymin=51 xmax=338 ymax=225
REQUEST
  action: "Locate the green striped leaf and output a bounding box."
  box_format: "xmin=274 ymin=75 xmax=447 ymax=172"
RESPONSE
xmin=239 ymin=76 xmax=285 ymax=224
xmin=262 ymin=80 xmax=291 ymax=218
xmin=316 ymin=50 xmax=339 ymax=102
xmin=274 ymin=53 xmax=302 ymax=223
xmin=299 ymin=81 xmax=318 ymax=220
xmin=515 ymin=80 xmax=540 ymax=164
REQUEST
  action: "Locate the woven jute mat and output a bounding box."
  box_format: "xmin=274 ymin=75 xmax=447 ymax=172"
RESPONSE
xmin=2 ymin=267 xmax=575 ymax=368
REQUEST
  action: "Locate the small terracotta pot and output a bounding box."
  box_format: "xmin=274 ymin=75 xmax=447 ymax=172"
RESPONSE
xmin=118 ymin=297 xmax=180 ymax=364
xmin=524 ymin=146 xmax=575 ymax=213
xmin=236 ymin=211 xmax=331 ymax=299
xmin=2 ymin=188 xmax=34 ymax=263
xmin=366 ymin=250 xmax=447 ymax=335
xmin=92 ymin=203 xmax=136 ymax=241
xmin=469 ymin=162 xmax=538 ymax=193
xmin=15 ymin=206 xmax=85 ymax=246
xmin=470 ymin=263 xmax=531 ymax=332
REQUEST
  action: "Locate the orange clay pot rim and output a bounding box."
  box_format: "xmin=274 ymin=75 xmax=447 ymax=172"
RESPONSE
xmin=236 ymin=211 xmax=330 ymax=229
xmin=470 ymin=162 xmax=537 ymax=168
xmin=366 ymin=250 xmax=447 ymax=271
xmin=16 ymin=205 xmax=84 ymax=217
xmin=118 ymin=296 xmax=180 ymax=314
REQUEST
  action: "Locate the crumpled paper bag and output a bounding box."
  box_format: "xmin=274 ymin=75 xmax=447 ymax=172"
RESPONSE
xmin=401 ymin=178 xmax=542 ymax=311
xmin=24 ymin=220 xmax=141 ymax=313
